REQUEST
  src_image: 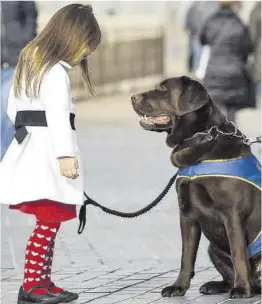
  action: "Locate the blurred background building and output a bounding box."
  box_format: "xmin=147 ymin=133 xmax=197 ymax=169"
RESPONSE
xmin=35 ymin=1 xmax=259 ymax=99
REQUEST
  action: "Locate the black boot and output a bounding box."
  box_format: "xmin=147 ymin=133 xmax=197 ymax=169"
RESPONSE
xmin=48 ymin=283 xmax=79 ymax=303
xmin=17 ymin=286 xmax=62 ymax=304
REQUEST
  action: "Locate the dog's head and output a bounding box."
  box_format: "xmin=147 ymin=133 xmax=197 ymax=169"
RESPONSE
xmin=131 ymin=76 xmax=221 ymax=148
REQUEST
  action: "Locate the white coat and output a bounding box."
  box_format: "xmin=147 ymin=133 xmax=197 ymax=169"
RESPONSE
xmin=0 ymin=61 xmax=84 ymax=206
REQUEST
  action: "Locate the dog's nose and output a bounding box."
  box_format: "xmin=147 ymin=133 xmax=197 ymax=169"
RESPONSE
xmin=131 ymin=94 xmax=143 ymax=105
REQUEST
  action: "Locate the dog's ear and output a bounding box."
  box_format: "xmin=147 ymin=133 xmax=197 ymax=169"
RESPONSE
xmin=168 ymin=76 xmax=209 ymax=116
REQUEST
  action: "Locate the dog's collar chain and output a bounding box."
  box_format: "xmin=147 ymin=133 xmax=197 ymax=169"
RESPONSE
xmin=175 ymin=120 xmax=260 ymax=151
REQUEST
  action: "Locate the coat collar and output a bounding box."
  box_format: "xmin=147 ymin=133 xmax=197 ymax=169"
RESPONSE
xmin=59 ymin=60 xmax=72 ymax=70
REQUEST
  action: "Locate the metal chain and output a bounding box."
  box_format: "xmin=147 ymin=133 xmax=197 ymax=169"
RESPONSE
xmin=243 ymin=136 xmax=262 ymax=146
xmin=184 ymin=120 xmax=261 ymax=146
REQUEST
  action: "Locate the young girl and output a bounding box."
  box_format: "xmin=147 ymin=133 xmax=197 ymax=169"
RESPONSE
xmin=0 ymin=4 xmax=101 ymax=304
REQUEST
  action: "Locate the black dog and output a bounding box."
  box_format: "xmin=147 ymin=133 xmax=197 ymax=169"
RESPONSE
xmin=131 ymin=76 xmax=261 ymax=299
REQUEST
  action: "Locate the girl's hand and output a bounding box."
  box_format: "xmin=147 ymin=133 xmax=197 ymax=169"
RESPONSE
xmin=58 ymin=157 xmax=79 ymax=179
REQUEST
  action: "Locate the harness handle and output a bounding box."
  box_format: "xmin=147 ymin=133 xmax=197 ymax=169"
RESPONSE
xmin=78 ymin=172 xmax=178 ymax=234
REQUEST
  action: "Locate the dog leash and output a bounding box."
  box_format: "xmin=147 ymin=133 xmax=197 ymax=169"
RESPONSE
xmin=78 ymin=134 xmax=262 ymax=234
xmin=78 ymin=172 xmax=178 ymax=234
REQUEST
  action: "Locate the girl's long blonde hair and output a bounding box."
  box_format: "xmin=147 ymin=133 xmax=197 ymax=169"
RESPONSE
xmin=14 ymin=3 xmax=101 ymax=98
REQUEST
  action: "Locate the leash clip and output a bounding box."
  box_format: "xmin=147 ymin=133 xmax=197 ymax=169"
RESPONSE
xmin=243 ymin=136 xmax=262 ymax=146
xmin=243 ymin=138 xmax=251 ymax=145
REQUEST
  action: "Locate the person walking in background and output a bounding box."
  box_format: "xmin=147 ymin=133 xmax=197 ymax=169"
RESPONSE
xmin=0 ymin=3 xmax=101 ymax=303
xmin=199 ymin=0 xmax=253 ymax=122
xmin=185 ymin=1 xmax=218 ymax=74
xmin=249 ymin=1 xmax=261 ymax=105
xmin=1 ymin=1 xmax=38 ymax=160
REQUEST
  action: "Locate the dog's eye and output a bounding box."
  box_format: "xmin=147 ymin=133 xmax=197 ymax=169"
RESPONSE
xmin=159 ymin=85 xmax=167 ymax=92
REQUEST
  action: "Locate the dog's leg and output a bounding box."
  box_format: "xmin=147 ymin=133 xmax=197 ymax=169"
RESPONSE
xmin=200 ymin=244 xmax=233 ymax=294
xmin=162 ymin=214 xmax=201 ymax=297
xmin=223 ymin=211 xmax=252 ymax=298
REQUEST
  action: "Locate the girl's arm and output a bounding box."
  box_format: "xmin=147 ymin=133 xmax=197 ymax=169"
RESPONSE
xmin=42 ymin=65 xmax=75 ymax=158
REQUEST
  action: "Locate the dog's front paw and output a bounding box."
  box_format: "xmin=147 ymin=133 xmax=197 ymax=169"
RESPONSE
xmin=161 ymin=285 xmax=187 ymax=297
xmin=229 ymin=286 xmax=252 ymax=299
xmin=199 ymin=281 xmax=230 ymax=295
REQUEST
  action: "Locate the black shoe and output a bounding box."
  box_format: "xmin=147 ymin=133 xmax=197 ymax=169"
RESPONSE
xmin=17 ymin=286 xmax=62 ymax=304
xmin=48 ymin=283 xmax=79 ymax=303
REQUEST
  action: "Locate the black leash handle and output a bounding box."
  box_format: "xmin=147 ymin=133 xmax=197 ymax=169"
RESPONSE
xmin=78 ymin=172 xmax=178 ymax=234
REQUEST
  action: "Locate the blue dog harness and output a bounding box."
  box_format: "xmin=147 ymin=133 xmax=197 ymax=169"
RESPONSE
xmin=177 ymin=153 xmax=261 ymax=258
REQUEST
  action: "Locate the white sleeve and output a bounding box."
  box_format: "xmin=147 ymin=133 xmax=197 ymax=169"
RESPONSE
xmin=42 ymin=65 xmax=75 ymax=158
xmin=7 ymin=84 xmax=17 ymax=124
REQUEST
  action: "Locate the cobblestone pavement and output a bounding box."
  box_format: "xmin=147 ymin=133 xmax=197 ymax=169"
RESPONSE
xmin=2 ymin=266 xmax=261 ymax=304
xmin=1 ymin=95 xmax=261 ymax=303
